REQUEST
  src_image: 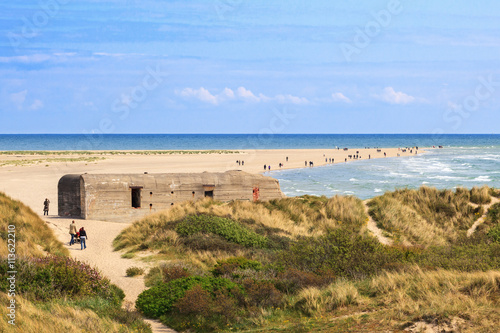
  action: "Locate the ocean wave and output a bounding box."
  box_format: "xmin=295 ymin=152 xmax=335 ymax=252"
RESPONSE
xmin=349 ymin=178 xmax=358 ymax=182
xmin=472 ymin=176 xmax=491 ymax=182
xmin=374 ymin=188 xmax=383 ymax=193
xmin=427 ymin=175 xmax=465 ymax=181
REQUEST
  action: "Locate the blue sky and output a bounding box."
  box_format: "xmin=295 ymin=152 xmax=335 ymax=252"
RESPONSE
xmin=1 ymin=0 xmax=499 ymax=134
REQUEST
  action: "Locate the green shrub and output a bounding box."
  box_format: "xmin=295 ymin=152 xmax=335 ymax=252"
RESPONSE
xmin=136 ymin=276 xmax=241 ymax=318
xmin=0 ymin=257 xmax=115 ymax=302
xmin=126 ymin=266 xmax=145 ymax=277
xmin=180 ymin=232 xmax=243 ymax=253
xmin=176 ymin=214 xmax=268 ymax=248
xmin=212 ymin=257 xmax=263 ymax=277
xmin=279 ymin=229 xmax=388 ymax=279
xmin=487 ymin=224 xmax=500 ymax=243
xmin=167 ymin=285 xmax=242 ymax=332
xmin=486 ymin=203 xmax=500 ymax=225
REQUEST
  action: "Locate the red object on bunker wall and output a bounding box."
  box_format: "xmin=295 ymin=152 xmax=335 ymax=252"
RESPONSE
xmin=253 ymin=187 xmax=259 ymax=202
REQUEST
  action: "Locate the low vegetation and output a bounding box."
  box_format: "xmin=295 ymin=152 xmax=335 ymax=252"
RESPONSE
xmin=0 ymin=192 xmax=68 ymax=257
xmin=0 ymin=150 xmax=240 ymax=156
xmin=0 ymin=156 xmax=105 ymax=167
xmin=112 ymin=187 xmax=500 ymax=332
xmin=367 ymin=186 xmax=488 ymax=246
xmin=126 ymin=266 xmax=146 ymax=277
xmin=0 ymin=191 xmax=151 ymax=332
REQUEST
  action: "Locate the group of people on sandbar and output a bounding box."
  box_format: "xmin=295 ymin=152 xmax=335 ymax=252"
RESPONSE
xmin=69 ymin=220 xmax=88 ymax=250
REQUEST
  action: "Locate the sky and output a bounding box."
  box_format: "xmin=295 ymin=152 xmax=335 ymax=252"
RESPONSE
xmin=0 ymin=0 xmax=499 ymax=134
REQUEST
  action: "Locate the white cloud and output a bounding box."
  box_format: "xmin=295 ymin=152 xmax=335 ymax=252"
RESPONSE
xmin=236 ymin=87 xmax=257 ymax=101
xmin=275 ymin=94 xmax=308 ymax=105
xmin=0 ymin=54 xmax=51 ymax=63
xmin=10 ymin=90 xmax=27 ymax=110
xmin=29 ymin=99 xmax=44 ymax=110
xmin=375 ymin=87 xmax=415 ymax=104
xmin=221 ymin=87 xmax=235 ymax=99
xmin=178 ymin=87 xmax=219 ymax=104
xmin=331 ymin=92 xmax=352 ymax=103
xmin=177 ymin=86 xmax=308 ymax=105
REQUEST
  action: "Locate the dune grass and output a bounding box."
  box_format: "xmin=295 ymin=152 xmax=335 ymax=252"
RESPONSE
xmin=0 ymin=150 xmax=239 ymax=156
xmin=113 ymin=196 xmax=368 ymax=270
xmin=0 ymin=292 xmax=150 ymax=333
xmin=0 ymin=156 xmax=105 ymax=166
xmin=285 ymin=267 xmax=500 ymax=332
xmin=367 ymin=186 xmax=488 ymax=247
xmin=119 ymin=188 xmax=500 ymax=332
xmin=0 ymin=192 xmax=68 ymax=257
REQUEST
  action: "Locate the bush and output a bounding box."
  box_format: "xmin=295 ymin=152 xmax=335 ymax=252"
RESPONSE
xmin=486 ymin=203 xmax=500 ymax=225
xmin=161 ymin=264 xmax=191 ymax=283
xmin=212 ymin=257 xmax=263 ymax=277
xmin=168 ymin=285 xmax=242 ymax=332
xmin=174 ymin=284 xmax=212 ymax=316
xmin=136 ymin=276 xmax=242 ymax=318
xmin=0 ymin=257 xmax=115 ymax=302
xmin=487 ymin=224 xmax=500 ymax=243
xmin=180 ymin=232 xmax=243 ymax=253
xmin=243 ymin=278 xmax=283 ymax=307
xmin=279 ymin=229 xmax=388 ymax=279
xmin=176 ymin=214 xmax=268 ymax=248
xmin=126 ymin=266 xmax=145 ymax=277
xmin=145 ymin=263 xmax=193 ymax=287
xmin=275 ymin=268 xmax=335 ymax=294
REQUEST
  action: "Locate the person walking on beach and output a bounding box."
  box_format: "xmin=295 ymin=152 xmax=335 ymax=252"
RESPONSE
xmin=264 ymin=164 xmax=267 ymax=171
xmin=69 ymin=220 xmax=77 ymax=246
xmin=43 ymin=198 xmax=50 ymax=216
xmin=79 ymin=227 xmax=88 ymax=250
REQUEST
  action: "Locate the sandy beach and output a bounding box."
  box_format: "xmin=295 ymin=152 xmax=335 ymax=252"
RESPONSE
xmin=0 ymin=147 xmax=422 ymax=332
xmin=0 ymin=147 xmax=421 ymax=211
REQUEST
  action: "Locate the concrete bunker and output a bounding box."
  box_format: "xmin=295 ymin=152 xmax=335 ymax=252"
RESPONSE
xmin=58 ymin=170 xmax=284 ymax=222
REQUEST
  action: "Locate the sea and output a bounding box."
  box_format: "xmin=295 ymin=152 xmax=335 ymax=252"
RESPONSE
xmin=1 ymin=134 xmax=499 ymax=199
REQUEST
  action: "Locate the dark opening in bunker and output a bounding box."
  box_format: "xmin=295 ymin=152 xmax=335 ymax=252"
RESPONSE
xmin=204 ymin=191 xmax=214 ymax=198
xmin=131 ymin=188 xmax=141 ymax=208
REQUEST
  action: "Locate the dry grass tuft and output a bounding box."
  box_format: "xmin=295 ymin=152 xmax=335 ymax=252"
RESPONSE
xmin=295 ymin=279 xmax=362 ymax=315
xmin=0 ymin=192 xmax=68 ymax=257
xmin=368 ymin=266 xmax=500 ymax=331
xmin=368 ymin=186 xmax=488 ymax=247
xmin=0 ymin=292 xmax=140 ymax=333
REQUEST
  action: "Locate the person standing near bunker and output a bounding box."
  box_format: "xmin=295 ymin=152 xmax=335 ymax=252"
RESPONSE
xmin=43 ymin=198 xmax=50 ymax=215
xmin=69 ymin=220 xmax=77 ymax=245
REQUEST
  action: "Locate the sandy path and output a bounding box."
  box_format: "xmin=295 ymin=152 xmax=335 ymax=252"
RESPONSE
xmin=467 ymin=197 xmax=500 ymax=237
xmin=363 ymin=200 xmax=393 ymax=246
xmin=45 ymin=215 xmax=177 ymax=333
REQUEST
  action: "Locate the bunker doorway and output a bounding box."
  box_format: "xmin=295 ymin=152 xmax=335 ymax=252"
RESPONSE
xmin=203 ymin=185 xmax=215 ymax=199
xmin=131 ymin=188 xmax=141 ymax=208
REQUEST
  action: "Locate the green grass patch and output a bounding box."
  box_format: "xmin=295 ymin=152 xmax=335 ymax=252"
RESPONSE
xmin=176 ymin=214 xmax=269 ymax=248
